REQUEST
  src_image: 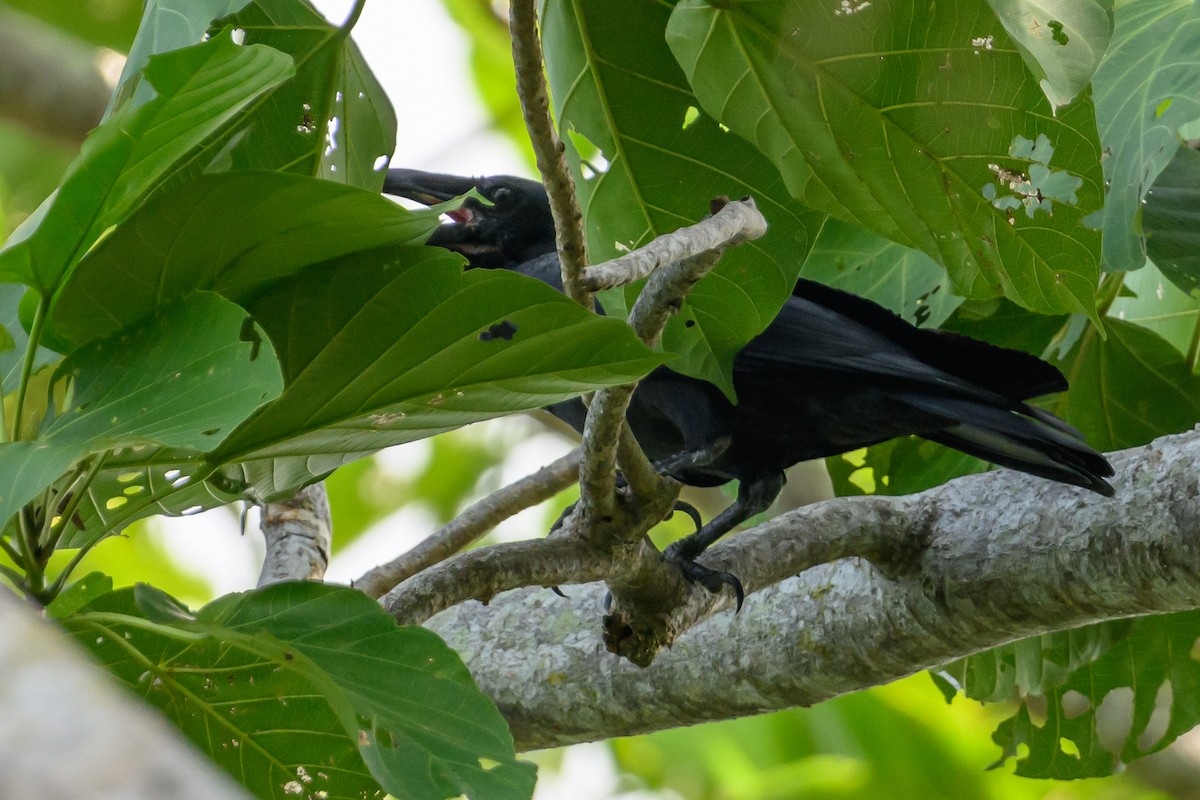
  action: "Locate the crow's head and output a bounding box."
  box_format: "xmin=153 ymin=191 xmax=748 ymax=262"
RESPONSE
xmin=383 ymin=169 xmax=554 ymax=269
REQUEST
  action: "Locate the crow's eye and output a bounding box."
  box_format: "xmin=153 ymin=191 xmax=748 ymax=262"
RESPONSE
xmin=492 ymin=187 xmax=513 ymax=206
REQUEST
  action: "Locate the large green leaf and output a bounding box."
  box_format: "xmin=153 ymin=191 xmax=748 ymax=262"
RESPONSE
xmin=1144 ymin=144 xmax=1200 ymax=296
xmin=800 ymin=219 xmax=963 ymax=328
xmin=108 ymin=0 xmax=256 ymax=115
xmin=0 ymin=293 xmax=281 ymax=531
xmin=1091 ymin=1 xmax=1200 ymax=271
xmin=986 ymin=0 xmax=1112 ymax=109
xmin=0 ymin=29 xmax=294 ymax=293
xmin=50 ymin=171 xmax=445 ymax=347
xmin=1050 ymin=316 xmax=1200 ymax=451
xmin=540 ymin=0 xmax=827 ymax=398
xmin=224 ymin=0 xmax=397 ymax=189
xmin=211 ymin=245 xmax=665 ymax=496
xmin=667 ymin=0 xmax=1103 ymax=319
xmin=983 ymin=612 xmax=1200 ymax=778
xmin=67 ymin=582 xmax=536 ymax=800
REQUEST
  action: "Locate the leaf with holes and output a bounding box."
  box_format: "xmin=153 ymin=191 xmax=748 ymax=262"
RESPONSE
xmin=50 ymin=171 xmax=445 ymax=347
xmin=0 ymin=29 xmax=293 ymax=294
xmin=0 ymin=293 xmax=281 ymax=533
xmin=108 ymin=0 xmax=256 ymax=114
xmin=66 ymin=582 xmax=536 ymax=800
xmin=667 ymin=0 xmax=1102 ymax=320
xmin=1091 ymin=1 xmax=1200 ymax=271
xmin=540 ymin=0 xmax=827 ymax=398
xmin=983 ymin=612 xmax=1200 ymax=778
xmin=986 ymin=0 xmax=1112 ymax=109
xmin=223 ymin=0 xmax=396 ymax=189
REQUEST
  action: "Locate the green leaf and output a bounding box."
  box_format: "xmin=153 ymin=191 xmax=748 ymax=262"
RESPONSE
xmin=224 ymin=0 xmax=397 ymax=188
xmin=1144 ymin=144 xmax=1200 ymax=296
xmin=826 ymin=438 xmax=989 ymax=498
xmin=936 ymin=621 xmax=1134 ymax=705
xmin=45 ymin=571 xmax=114 ymax=619
xmin=540 ymin=0 xmax=827 ymax=398
xmin=985 ymin=0 xmax=1112 ymax=109
xmin=45 ymin=293 xmax=281 ymax=451
xmin=800 ymin=219 xmax=963 ymax=328
xmin=50 ymin=171 xmax=444 ymax=347
xmin=67 ymin=582 xmax=536 ymax=800
xmin=0 ymin=293 xmax=282 ymax=532
xmin=1091 ymin=0 xmax=1200 ymax=271
xmin=109 ymin=0 xmax=256 ymax=115
xmin=1049 ymin=317 xmax=1200 ymax=451
xmin=1109 ymin=260 xmax=1200 ymax=362
xmin=0 ymin=29 xmax=294 ymax=293
xmin=987 ymin=612 xmax=1200 ymax=778
xmin=211 ymin=245 xmax=665 ymax=498
xmin=62 ymin=460 xmax=244 ymax=551
xmin=667 ymin=0 xmax=1103 ymax=320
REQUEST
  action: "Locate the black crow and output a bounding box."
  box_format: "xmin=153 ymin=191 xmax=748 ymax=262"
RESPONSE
xmin=384 ymin=169 xmax=1114 ymax=602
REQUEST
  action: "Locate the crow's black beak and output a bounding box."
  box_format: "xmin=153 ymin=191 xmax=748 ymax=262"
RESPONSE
xmin=383 ymin=169 xmax=481 ymax=206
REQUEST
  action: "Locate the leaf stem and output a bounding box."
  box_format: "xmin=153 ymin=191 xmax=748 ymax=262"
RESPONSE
xmin=12 ymin=293 xmax=48 ymax=442
xmin=1095 ymin=271 xmax=1125 ymax=318
xmin=339 ymin=0 xmax=367 ymax=34
xmin=17 ymin=506 xmax=43 ymax=596
xmin=41 ymin=453 xmax=107 ymax=553
xmin=0 ymin=533 xmax=22 ymax=565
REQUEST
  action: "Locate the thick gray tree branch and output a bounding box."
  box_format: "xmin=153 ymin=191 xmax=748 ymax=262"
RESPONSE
xmin=257 ymin=483 xmax=331 ymax=586
xmin=425 ymin=429 xmax=1200 ymax=751
xmin=0 ymin=591 xmax=251 ymax=799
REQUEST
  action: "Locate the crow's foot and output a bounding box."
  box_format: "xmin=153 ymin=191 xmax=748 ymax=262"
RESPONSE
xmin=670 ymin=555 xmax=744 ymax=611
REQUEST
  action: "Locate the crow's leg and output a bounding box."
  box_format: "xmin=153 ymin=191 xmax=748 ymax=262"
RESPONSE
xmin=662 ymin=470 xmax=785 ymax=610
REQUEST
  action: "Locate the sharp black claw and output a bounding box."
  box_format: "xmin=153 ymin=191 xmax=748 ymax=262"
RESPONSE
xmin=550 ymin=585 xmax=567 ymax=598
xmin=672 ymin=557 xmax=745 ymax=611
xmin=669 ymin=500 xmax=703 ymax=533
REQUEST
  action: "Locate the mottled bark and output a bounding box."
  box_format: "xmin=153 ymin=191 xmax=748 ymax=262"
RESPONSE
xmin=426 ymin=429 xmax=1200 ymax=751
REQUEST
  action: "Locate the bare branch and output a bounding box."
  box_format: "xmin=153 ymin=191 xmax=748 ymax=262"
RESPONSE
xmin=382 ymin=537 xmax=617 ymax=625
xmin=508 ymin=0 xmax=590 ymax=307
xmin=426 ymin=430 xmax=1200 ymax=750
xmin=354 ymin=451 xmax=581 ymax=598
xmin=582 ymin=197 xmax=768 ymax=293
xmin=257 ymin=484 xmax=331 ymax=586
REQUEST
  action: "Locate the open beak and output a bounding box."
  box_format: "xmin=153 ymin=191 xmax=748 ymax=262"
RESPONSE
xmin=382 ymin=168 xmax=497 ymax=257
xmin=384 ymin=169 xmax=478 ymax=215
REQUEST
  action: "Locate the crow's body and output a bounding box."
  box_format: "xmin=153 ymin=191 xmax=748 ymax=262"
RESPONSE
xmin=385 ymin=169 xmax=1114 ymax=595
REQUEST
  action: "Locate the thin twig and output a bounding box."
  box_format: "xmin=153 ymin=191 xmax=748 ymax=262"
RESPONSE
xmin=354 ymin=450 xmax=581 ymax=599
xmin=383 ymin=537 xmax=615 ymax=626
xmin=508 ymin=0 xmax=590 ymax=307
